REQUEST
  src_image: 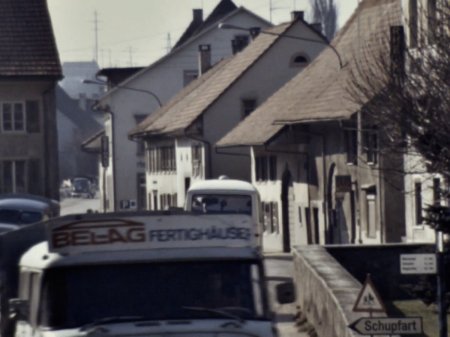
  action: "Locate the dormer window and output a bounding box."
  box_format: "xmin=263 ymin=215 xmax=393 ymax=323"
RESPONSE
xmin=290 ymin=53 xmax=309 ymax=67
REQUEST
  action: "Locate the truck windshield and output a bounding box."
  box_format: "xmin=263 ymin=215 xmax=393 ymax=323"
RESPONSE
xmin=191 ymin=194 xmax=252 ymax=215
xmin=40 ymin=260 xmax=266 ymax=329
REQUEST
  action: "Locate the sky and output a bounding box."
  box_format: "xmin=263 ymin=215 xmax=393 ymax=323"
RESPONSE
xmin=47 ymin=0 xmax=359 ymax=69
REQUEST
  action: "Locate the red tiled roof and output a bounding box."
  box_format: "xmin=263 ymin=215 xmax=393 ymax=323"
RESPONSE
xmin=0 ymin=0 xmax=62 ymax=77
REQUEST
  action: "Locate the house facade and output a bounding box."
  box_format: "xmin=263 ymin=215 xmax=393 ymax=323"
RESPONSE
xmin=0 ymin=0 xmax=62 ymax=199
xmin=93 ymin=0 xmax=271 ymax=212
xmin=129 ymin=15 xmax=327 ymax=239
xmin=401 ymin=0 xmax=447 ymax=243
xmin=218 ymin=0 xmax=406 ymax=252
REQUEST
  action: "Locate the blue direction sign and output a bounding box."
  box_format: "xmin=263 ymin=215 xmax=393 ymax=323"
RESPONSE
xmin=349 ymin=317 xmax=423 ymax=335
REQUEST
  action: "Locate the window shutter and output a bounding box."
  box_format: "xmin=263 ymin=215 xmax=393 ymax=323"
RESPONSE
xmin=26 ymin=101 xmax=40 ymax=133
xmin=28 ymin=159 xmax=42 ymax=194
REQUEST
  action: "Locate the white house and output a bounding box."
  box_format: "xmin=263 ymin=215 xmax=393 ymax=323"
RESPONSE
xmin=402 ymin=0 xmax=445 ymax=243
xmin=218 ymin=0 xmax=406 ymax=252
xmin=129 ymin=14 xmax=327 ymax=251
xmin=92 ymin=0 xmax=271 ymax=212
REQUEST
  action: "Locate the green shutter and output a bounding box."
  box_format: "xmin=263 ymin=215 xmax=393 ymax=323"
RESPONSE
xmin=26 ymin=101 xmax=40 ymax=133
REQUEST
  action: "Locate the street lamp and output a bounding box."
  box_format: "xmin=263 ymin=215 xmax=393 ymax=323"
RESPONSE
xmin=218 ymin=22 xmax=345 ymax=69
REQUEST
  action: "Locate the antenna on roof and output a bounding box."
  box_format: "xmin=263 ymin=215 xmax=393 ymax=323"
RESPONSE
xmin=166 ymin=33 xmax=172 ymax=54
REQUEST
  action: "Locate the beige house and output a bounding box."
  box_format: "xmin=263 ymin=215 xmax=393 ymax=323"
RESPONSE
xmin=0 ymin=0 xmax=62 ymax=199
xmin=218 ymin=0 xmax=406 ymax=252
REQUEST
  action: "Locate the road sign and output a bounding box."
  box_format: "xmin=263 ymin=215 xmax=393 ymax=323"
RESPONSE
xmin=400 ymin=253 xmax=436 ymax=274
xmin=353 ymin=274 xmax=385 ymax=312
xmin=349 ymin=317 xmax=423 ymax=335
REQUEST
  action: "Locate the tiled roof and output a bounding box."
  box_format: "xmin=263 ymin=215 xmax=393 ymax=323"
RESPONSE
xmin=0 ymin=0 xmax=61 ymax=77
xmin=129 ymin=22 xmax=294 ymax=138
xmin=217 ymin=0 xmax=402 ymax=147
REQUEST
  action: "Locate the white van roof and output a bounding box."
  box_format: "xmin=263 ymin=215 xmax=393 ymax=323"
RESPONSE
xmin=188 ymin=179 xmax=256 ymax=193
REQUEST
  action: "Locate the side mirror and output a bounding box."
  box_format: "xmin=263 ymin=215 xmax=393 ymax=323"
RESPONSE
xmin=9 ymin=298 xmax=29 ymax=321
xmin=276 ymin=281 xmax=296 ymax=304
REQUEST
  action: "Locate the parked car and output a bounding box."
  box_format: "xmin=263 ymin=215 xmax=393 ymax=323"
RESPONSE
xmin=0 ymin=194 xmax=60 ymax=233
xmin=70 ymin=177 xmax=96 ymax=198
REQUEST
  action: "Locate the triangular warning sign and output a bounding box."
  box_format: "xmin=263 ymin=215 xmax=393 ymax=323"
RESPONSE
xmin=353 ymin=274 xmax=386 ymax=312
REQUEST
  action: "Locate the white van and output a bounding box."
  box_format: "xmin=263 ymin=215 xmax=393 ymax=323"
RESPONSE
xmin=185 ymin=177 xmax=262 ymax=235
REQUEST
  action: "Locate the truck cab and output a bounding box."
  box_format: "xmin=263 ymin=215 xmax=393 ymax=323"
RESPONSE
xmin=6 ymin=212 xmax=293 ymax=337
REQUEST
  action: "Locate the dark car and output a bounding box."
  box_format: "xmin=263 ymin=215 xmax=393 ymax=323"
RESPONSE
xmin=0 ymin=194 xmax=60 ymax=233
xmin=70 ymin=177 xmax=96 ymax=199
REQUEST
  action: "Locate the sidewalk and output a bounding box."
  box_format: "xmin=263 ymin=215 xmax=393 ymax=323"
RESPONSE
xmin=264 ymin=253 xmax=312 ymax=337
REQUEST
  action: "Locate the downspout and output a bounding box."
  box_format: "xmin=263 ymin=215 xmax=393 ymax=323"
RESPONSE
xmin=42 ymin=83 xmax=59 ymax=200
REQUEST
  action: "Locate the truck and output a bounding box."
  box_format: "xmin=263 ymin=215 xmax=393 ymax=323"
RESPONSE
xmin=0 ymin=211 xmax=294 ymax=337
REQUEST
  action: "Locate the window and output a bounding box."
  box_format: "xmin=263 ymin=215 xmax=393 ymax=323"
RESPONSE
xmin=192 ymin=145 xmax=203 ymax=177
xmin=366 ymin=193 xmax=377 ymax=238
xmin=241 ymin=99 xmax=257 ymax=119
xmin=414 ymin=181 xmax=423 ymax=225
xmin=255 ymin=155 xmax=276 ymax=182
xmin=2 ymin=102 xmax=25 ymax=132
xmin=344 ymin=125 xmax=357 ymax=165
xmin=183 ymin=70 xmax=198 ymax=86
xmin=409 ymin=0 xmax=418 ymax=47
xmin=433 ymin=177 xmax=441 ymax=205
xmin=148 ymin=146 xmax=176 ymax=173
xmin=160 ymin=193 xmax=178 ymax=210
xmin=290 ymin=53 xmax=309 ymax=67
xmin=232 ymin=35 xmax=249 ymax=53
xmin=262 ymin=202 xmax=279 ymax=233
xmin=0 ymin=160 xmax=26 ymax=193
xmin=363 ymin=126 xmax=378 ymax=164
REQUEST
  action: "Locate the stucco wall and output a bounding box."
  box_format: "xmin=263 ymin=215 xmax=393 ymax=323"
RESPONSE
xmin=101 ymin=11 xmax=271 ymax=211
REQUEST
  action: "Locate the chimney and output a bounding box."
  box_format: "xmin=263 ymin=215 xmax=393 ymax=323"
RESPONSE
xmin=193 ymin=9 xmax=203 ymax=23
xmin=198 ymin=44 xmax=211 ymax=76
xmin=390 ymin=25 xmax=405 ymax=84
xmin=311 ymin=23 xmax=322 ymax=34
xmin=291 ymin=11 xmax=304 ymax=21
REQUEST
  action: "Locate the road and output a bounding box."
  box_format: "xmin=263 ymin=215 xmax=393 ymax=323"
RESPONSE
xmin=60 ymin=195 xmax=101 ymax=215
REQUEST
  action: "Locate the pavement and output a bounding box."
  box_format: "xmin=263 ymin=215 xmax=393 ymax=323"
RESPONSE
xmin=264 ymin=253 xmax=312 ymax=337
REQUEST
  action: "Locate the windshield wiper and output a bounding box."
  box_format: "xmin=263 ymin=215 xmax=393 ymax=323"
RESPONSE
xmin=80 ymin=316 xmax=146 ymax=331
xmin=182 ymin=306 xmax=247 ymax=323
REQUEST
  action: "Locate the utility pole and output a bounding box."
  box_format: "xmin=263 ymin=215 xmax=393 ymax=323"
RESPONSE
xmin=93 ymin=11 xmax=99 ymax=64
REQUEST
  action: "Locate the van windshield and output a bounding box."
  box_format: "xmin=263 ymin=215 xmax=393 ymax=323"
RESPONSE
xmin=40 ymin=260 xmax=266 ymax=329
xmin=191 ymin=194 xmax=252 ymax=215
